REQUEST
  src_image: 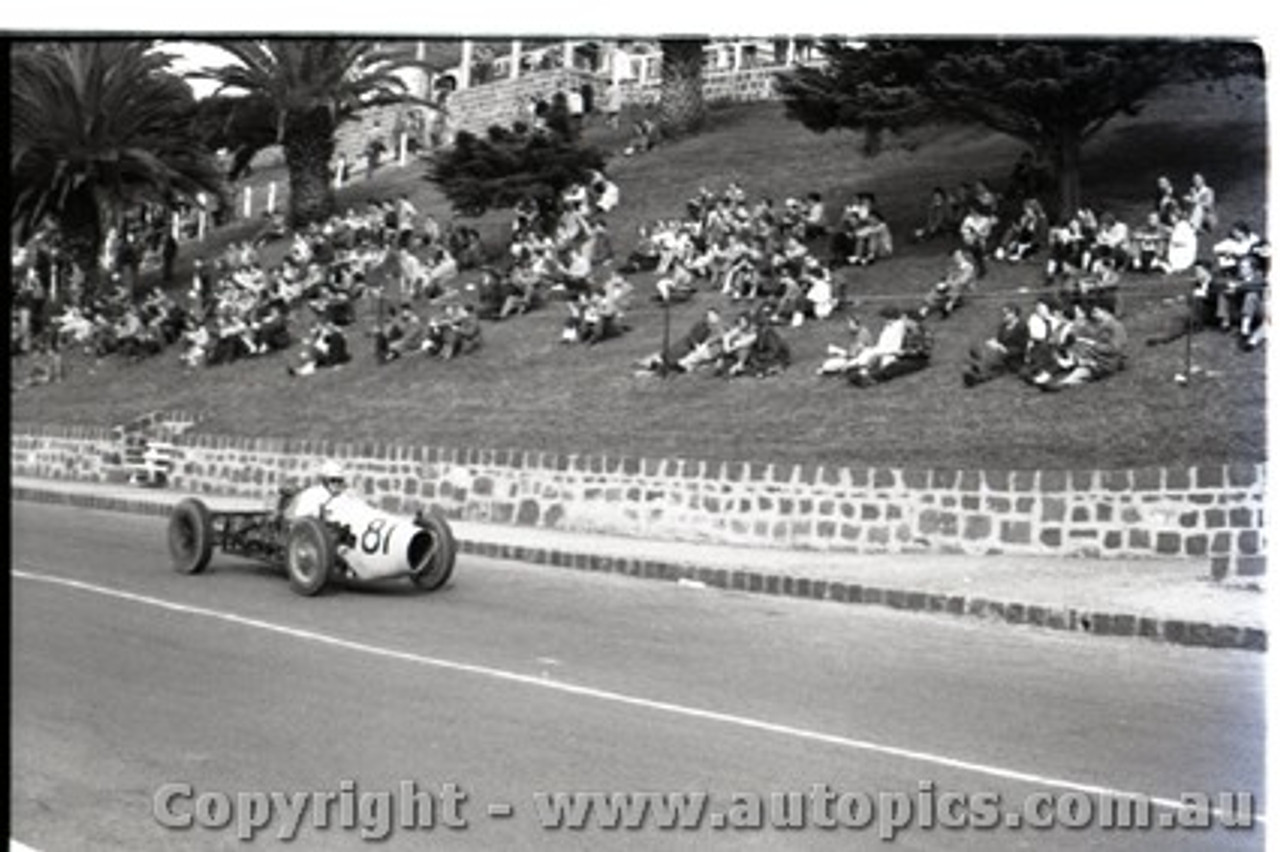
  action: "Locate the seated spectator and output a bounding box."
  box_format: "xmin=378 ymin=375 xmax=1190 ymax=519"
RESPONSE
xmin=1214 ymin=246 xmax=1269 ymax=348
xmin=1143 ymin=261 xmax=1219 ymax=346
xmin=422 ymin=245 xmax=460 ymax=292
xmin=847 ymin=307 xmax=932 ymax=387
xmin=1021 ymin=295 xmax=1072 ymax=385
xmin=501 ymin=261 xmax=544 ymax=318
xmin=250 ymin=298 xmax=291 ymax=354
xmin=1161 ymin=209 xmax=1198 ymax=274
xmin=620 ymin=224 xmax=662 ymax=273
xmin=1130 ymin=212 xmax=1171 ymax=273
xmin=654 ymin=260 xmax=699 ymax=304
xmin=252 ymin=212 xmax=288 ymax=248
xmin=287 ymin=319 xmax=350 ymax=376
xmin=847 ymin=194 xmax=894 ymax=266
xmin=995 ymin=198 xmax=1048 ymax=262
xmin=959 ymin=206 xmax=997 ymax=278
xmin=437 ymin=303 xmax=482 ymax=359
xmin=472 ymin=268 xmax=511 ymax=320
xmin=548 ymin=239 xmax=594 ymax=296
xmin=740 ymin=317 xmax=791 ymax=377
xmin=1086 ymin=212 xmax=1132 ymax=271
xmin=913 ymin=186 xmax=956 ymax=242
xmin=565 ymin=275 xmax=632 ymax=345
xmin=635 ymin=306 xmax=725 ymax=374
xmin=920 ymin=249 xmax=978 ymax=319
xmin=712 ymin=311 xmax=760 ymax=376
xmin=970 ymin=178 xmax=1000 ymax=217
xmin=1213 ymin=221 xmax=1262 ymax=276
xmin=817 ymin=315 xmax=875 ymax=376
xmin=589 ymin=170 xmax=620 ymax=214
xmin=1038 ymin=302 xmax=1128 ymax=391
xmin=179 ymin=316 xmax=212 ymax=369
xmin=384 ymin=303 xmax=425 ymax=361
xmin=963 ymin=303 xmax=1030 ymax=387
xmin=1044 ymin=217 xmax=1087 ymax=283
xmin=801 ymin=191 xmax=828 ymax=242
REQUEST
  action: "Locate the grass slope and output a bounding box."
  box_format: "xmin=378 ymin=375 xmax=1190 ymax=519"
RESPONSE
xmin=11 ymin=80 xmax=1268 ymax=471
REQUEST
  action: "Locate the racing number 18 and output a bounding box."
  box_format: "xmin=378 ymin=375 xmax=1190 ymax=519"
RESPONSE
xmin=360 ymin=519 xmax=398 ymax=556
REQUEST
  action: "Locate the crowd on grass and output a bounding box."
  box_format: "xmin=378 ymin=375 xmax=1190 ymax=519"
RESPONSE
xmin=10 ymin=148 xmax=1270 ymax=394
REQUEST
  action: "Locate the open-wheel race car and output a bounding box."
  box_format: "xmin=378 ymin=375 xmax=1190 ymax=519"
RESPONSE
xmin=166 ymin=485 xmax=457 ymax=596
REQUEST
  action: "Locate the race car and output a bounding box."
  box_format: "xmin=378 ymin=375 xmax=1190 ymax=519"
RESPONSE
xmin=166 ymin=485 xmax=457 ymax=596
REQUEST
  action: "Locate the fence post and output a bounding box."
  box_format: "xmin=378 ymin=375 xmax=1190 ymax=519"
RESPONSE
xmin=242 ymin=185 xmax=252 ymax=219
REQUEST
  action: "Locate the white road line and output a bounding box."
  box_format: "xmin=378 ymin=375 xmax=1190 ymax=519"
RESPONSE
xmin=11 ymin=839 xmax=43 ymax=852
xmin=14 ymin=569 xmax=1266 ymax=824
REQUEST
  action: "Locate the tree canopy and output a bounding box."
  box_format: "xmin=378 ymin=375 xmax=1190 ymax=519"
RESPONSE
xmin=190 ymin=39 xmax=434 ymax=225
xmin=776 ymin=39 xmax=1264 ymax=215
xmin=429 ymin=120 xmax=606 ymax=223
xmin=11 ymin=41 xmax=224 ymax=297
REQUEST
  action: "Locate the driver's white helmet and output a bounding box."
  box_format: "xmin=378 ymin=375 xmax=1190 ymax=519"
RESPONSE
xmin=319 ymin=460 xmax=346 ymax=484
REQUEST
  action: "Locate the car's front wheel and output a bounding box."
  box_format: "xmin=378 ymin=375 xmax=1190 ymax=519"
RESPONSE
xmin=286 ymin=518 xmax=334 ymax=596
xmin=409 ymin=508 xmax=457 ymax=591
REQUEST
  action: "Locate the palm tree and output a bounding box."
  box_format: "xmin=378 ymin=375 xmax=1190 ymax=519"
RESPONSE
xmin=192 ymin=40 xmax=431 ymax=227
xmin=11 ymin=41 xmax=223 ymax=301
xmin=657 ymin=38 xmax=709 ymax=138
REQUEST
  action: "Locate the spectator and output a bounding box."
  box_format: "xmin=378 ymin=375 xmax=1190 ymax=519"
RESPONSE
xmin=1021 ymin=295 xmax=1071 ymax=385
xmin=287 ymin=319 xmax=351 ymax=376
xmin=847 ymin=307 xmax=932 ymax=387
xmin=816 ymin=315 xmax=875 ymax=377
xmin=437 ymin=302 xmax=482 ymax=359
xmin=1161 ymin=209 xmax=1198 ymax=274
xmin=1154 ymin=175 xmax=1181 ymax=226
xmin=848 ymin=194 xmax=894 ymax=266
xmin=963 ymin=303 xmax=1030 ymax=387
xmin=1143 ymin=261 xmax=1218 ymax=346
xmin=959 ymin=206 xmax=996 ymax=278
xmin=602 ymin=80 xmax=623 ymax=128
xmin=921 ymin=249 xmax=978 ymax=319
xmin=802 ymin=192 xmax=828 ymax=242
xmin=995 ymin=198 xmax=1048 ymax=262
xmin=1130 ymin=212 xmax=1171 ymax=273
xmin=1038 ymin=302 xmax=1128 ymax=391
xmin=635 ymin=306 xmax=725 ymax=374
xmin=913 ymin=186 xmax=958 ymax=242
xmin=1087 ymin=212 xmax=1133 ymax=272
xmin=1183 ymin=173 xmax=1217 ymax=233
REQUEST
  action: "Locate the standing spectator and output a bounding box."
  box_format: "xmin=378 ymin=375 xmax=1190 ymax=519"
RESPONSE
xmin=1154 ymin=175 xmax=1181 ymax=226
xmin=602 ymin=80 xmax=623 ymax=128
xmin=162 ymin=229 xmax=179 ymax=285
xmin=1183 ymin=172 xmax=1217 ymax=233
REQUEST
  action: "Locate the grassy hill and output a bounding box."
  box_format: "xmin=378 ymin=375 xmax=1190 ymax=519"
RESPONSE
xmin=11 ymin=78 xmax=1269 ymax=471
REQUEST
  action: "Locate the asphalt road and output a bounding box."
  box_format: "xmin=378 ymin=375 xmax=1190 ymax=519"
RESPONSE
xmin=11 ymin=501 xmax=1267 ymax=851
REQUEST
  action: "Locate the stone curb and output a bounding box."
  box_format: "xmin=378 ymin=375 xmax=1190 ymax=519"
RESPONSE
xmin=13 ymin=485 xmax=1266 ymax=654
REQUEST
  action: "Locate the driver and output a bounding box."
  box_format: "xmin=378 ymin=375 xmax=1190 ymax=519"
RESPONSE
xmin=287 ymin=460 xmax=352 ymax=521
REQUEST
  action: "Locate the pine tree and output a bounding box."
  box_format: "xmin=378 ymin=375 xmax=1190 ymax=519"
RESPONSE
xmin=776 ymin=39 xmax=1262 ymax=216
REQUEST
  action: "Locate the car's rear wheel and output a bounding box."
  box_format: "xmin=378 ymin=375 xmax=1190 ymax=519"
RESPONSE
xmin=168 ymin=498 xmax=214 ymax=575
xmin=286 ymin=518 xmax=334 ymax=596
xmin=410 ymin=508 xmax=457 ymax=591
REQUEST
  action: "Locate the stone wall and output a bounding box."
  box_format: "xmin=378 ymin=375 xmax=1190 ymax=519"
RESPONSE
xmin=11 ymin=425 xmax=1266 ymax=578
